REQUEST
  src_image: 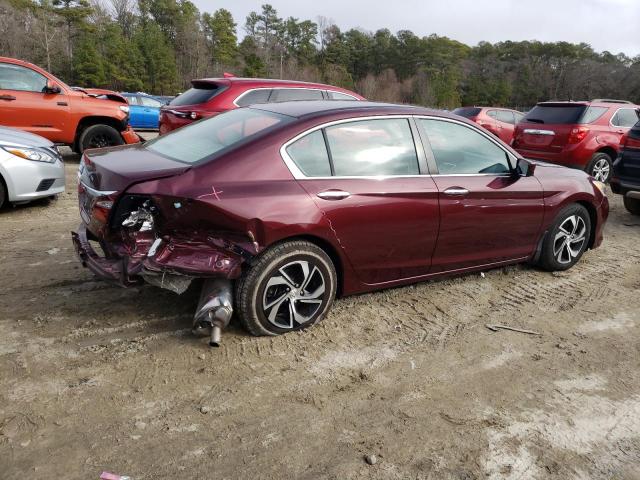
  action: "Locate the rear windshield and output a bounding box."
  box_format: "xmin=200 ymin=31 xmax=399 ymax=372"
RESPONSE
xmin=524 ymin=105 xmax=587 ymax=124
xmin=145 ymin=108 xmax=293 ymax=164
xmin=169 ymin=84 xmax=222 ymax=106
xmin=453 ymin=107 xmax=482 ymax=118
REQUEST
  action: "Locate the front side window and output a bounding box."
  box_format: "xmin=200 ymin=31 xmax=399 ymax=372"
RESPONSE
xmin=146 ymin=108 xmax=292 ymax=164
xmin=124 ymin=96 xmax=139 ymax=105
xmin=272 ymin=88 xmax=324 ymax=102
xmin=420 ymin=119 xmax=511 ymax=175
xmin=140 ymin=96 xmax=162 ymax=108
xmin=325 ymin=118 xmax=419 ymax=176
xmin=612 ymin=108 xmax=640 ymax=128
xmin=235 ymin=89 xmax=272 ymax=107
xmin=286 ymin=130 xmax=331 ymax=177
xmin=0 ymin=63 xmax=47 ymax=92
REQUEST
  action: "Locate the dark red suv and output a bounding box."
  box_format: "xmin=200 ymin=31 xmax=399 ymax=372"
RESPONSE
xmin=513 ymin=100 xmax=640 ymax=182
xmin=453 ymin=107 xmax=525 ymax=144
xmin=159 ymin=77 xmax=364 ymax=134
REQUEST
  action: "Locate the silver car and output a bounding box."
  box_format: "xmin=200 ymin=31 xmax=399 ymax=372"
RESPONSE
xmin=0 ymin=126 xmax=65 ymax=208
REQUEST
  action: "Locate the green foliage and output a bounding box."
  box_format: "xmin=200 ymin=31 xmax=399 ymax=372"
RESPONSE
xmin=2 ymin=0 xmax=640 ymax=106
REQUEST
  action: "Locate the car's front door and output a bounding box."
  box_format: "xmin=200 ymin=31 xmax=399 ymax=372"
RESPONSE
xmin=0 ymin=62 xmax=69 ymax=140
xmin=126 ymin=95 xmax=145 ymax=128
xmin=139 ymin=96 xmax=162 ymax=128
xmin=417 ymin=117 xmax=544 ymax=273
xmin=283 ymin=117 xmax=440 ymax=285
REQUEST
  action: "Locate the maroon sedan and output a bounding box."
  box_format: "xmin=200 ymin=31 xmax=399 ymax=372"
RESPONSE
xmin=72 ymin=101 xmax=609 ymax=346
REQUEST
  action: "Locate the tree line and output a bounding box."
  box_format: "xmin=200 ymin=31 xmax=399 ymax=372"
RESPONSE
xmin=1 ymin=0 xmax=639 ymax=109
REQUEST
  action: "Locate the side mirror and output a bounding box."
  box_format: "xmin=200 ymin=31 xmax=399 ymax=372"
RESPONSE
xmin=516 ymin=158 xmax=536 ymax=177
xmin=45 ymin=80 xmax=61 ymax=94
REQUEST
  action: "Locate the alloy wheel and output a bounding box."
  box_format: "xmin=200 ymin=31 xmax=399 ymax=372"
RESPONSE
xmin=553 ymin=215 xmax=587 ymax=264
xmin=591 ymin=158 xmax=610 ymax=182
xmin=262 ymin=260 xmax=326 ymax=329
xmin=88 ymin=134 xmax=112 ymax=149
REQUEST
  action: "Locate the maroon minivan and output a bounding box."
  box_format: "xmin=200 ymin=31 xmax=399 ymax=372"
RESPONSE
xmin=73 ymin=101 xmax=609 ymax=345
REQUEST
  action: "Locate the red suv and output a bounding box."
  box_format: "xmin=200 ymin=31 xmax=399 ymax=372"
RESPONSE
xmin=159 ymin=77 xmax=364 ymax=134
xmin=453 ymin=107 xmax=525 ymax=144
xmin=513 ymin=100 xmax=640 ymax=182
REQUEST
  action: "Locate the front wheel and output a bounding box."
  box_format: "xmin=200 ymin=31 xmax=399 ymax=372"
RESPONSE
xmin=586 ymin=152 xmax=612 ymax=183
xmin=78 ymin=124 xmax=124 ymax=153
xmin=623 ymin=196 xmax=640 ymax=216
xmin=538 ymin=204 xmax=591 ymax=271
xmin=235 ymin=240 xmax=337 ymax=336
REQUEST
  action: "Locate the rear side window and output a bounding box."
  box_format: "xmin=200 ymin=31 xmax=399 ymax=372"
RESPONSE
xmin=169 ymin=84 xmax=222 ymax=106
xmin=235 ymin=89 xmax=272 ymax=107
xmin=328 ymin=91 xmax=357 ymax=100
xmin=524 ymin=105 xmax=587 ymax=124
xmin=611 ymin=108 xmax=640 ymax=128
xmin=272 ymin=88 xmax=324 ymax=102
xmin=579 ymin=106 xmax=608 ymax=124
xmin=496 ymin=110 xmax=515 ymax=124
xmin=453 ymin=107 xmax=482 ymax=118
xmin=325 ymin=119 xmax=419 ymax=176
xmin=514 ymin=112 xmax=525 ymax=123
xmin=420 ymin=119 xmax=510 ymax=175
xmin=286 ymin=130 xmax=331 ymax=177
xmin=0 ymin=63 xmax=47 ymax=92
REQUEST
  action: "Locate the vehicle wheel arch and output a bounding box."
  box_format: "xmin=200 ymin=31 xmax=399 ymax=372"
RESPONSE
xmin=74 ymin=116 xmax=125 ymax=150
xmin=595 ymin=146 xmax=617 ymax=161
xmin=0 ymin=172 xmax=8 ymax=208
xmin=256 ymin=234 xmax=345 ymax=297
xmin=575 ymin=200 xmax=597 ymax=249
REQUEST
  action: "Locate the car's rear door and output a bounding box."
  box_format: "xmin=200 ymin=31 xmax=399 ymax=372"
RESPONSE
xmin=495 ymin=110 xmax=516 ymax=144
xmin=417 ymin=117 xmax=544 ymax=272
xmin=283 ymin=116 xmax=440 ymax=285
xmin=0 ymin=62 xmax=69 ymax=140
xmin=125 ymin=95 xmax=145 ymax=128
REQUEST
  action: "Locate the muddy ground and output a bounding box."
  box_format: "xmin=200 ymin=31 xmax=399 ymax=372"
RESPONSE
xmin=1 ymin=141 xmax=640 ymax=480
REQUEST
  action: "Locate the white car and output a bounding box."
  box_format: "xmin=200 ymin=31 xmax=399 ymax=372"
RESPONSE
xmin=0 ymin=126 xmax=65 ymax=208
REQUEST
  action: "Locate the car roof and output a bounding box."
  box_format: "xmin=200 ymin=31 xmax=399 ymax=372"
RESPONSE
xmin=536 ymin=100 xmax=638 ymax=108
xmin=249 ymin=100 xmax=449 ymax=119
xmin=192 ymin=77 xmax=355 ymax=90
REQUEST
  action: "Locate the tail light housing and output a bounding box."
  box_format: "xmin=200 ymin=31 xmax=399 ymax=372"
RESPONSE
xmin=620 ymin=131 xmax=629 ymax=147
xmin=568 ymin=126 xmax=589 ymax=144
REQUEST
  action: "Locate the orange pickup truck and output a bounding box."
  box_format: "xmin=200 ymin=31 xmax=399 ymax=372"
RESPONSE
xmin=0 ymin=57 xmax=140 ymax=153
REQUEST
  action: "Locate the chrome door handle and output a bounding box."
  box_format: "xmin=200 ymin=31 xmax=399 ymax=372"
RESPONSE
xmin=317 ymin=190 xmax=351 ymax=200
xmin=443 ymin=187 xmax=469 ymax=196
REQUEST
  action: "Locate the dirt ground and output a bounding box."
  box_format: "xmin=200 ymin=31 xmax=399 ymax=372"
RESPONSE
xmin=1 ymin=141 xmax=640 ymax=480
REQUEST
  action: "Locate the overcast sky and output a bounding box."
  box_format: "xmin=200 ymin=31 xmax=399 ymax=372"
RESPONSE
xmin=192 ymin=0 xmax=640 ymax=56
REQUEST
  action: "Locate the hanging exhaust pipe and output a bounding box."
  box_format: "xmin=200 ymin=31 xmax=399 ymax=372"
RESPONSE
xmin=192 ymin=279 xmax=233 ymax=347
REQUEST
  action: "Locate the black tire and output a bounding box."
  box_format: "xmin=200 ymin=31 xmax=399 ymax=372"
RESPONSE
xmin=623 ymin=196 xmax=640 ymax=216
xmin=235 ymin=240 xmax=337 ymax=336
xmin=0 ymin=177 xmax=6 ymax=209
xmin=78 ymin=124 xmax=124 ymax=153
xmin=586 ymin=152 xmax=612 ymax=183
xmin=538 ymin=204 xmax=591 ymax=271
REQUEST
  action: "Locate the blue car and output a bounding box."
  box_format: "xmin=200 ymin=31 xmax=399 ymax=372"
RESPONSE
xmin=121 ymin=93 xmax=163 ymax=129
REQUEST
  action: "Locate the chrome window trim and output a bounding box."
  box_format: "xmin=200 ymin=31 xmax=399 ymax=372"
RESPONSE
xmin=280 ymin=114 xmax=520 ymax=180
xmin=234 ymin=87 xmax=326 ymax=107
xmin=522 ymin=129 xmax=555 ymax=136
xmin=280 ymin=115 xmax=424 ymax=180
xmin=609 ymin=107 xmax=638 ymax=129
xmin=79 ymin=181 xmax=116 ymax=196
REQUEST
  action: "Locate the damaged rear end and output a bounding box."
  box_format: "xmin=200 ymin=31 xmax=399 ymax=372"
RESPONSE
xmin=71 ymin=146 xmax=257 ymax=346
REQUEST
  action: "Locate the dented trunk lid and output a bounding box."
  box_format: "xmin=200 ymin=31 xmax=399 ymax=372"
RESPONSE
xmin=78 ymin=145 xmax=191 ymax=236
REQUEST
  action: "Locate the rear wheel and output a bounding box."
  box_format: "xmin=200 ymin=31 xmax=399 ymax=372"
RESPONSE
xmin=538 ymin=204 xmax=591 ymax=271
xmin=623 ymin=196 xmax=640 ymax=216
xmin=79 ymin=124 xmax=124 ymax=153
xmin=586 ymin=152 xmax=612 ymax=183
xmin=235 ymin=240 xmax=337 ymax=336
